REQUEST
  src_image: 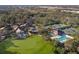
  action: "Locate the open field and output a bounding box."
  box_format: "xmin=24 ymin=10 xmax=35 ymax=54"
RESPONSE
xmin=0 ymin=35 xmax=55 ymax=54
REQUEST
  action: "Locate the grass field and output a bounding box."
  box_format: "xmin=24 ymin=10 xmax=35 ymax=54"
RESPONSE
xmin=0 ymin=35 xmax=55 ymax=54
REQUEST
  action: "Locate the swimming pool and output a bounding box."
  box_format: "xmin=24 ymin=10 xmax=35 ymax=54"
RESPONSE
xmin=55 ymin=35 xmax=69 ymax=43
xmin=50 ymin=34 xmax=74 ymax=43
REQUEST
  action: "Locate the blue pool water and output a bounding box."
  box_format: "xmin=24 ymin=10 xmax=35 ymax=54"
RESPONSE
xmin=56 ymin=34 xmax=68 ymax=43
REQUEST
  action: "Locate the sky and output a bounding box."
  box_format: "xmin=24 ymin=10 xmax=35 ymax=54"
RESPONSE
xmin=0 ymin=0 xmax=79 ymax=5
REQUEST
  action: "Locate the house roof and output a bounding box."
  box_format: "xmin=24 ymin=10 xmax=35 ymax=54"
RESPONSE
xmin=16 ymin=28 xmax=23 ymax=33
xmin=0 ymin=27 xmax=5 ymax=31
xmin=51 ymin=24 xmax=70 ymax=29
xmin=44 ymin=24 xmax=70 ymax=30
xmin=12 ymin=25 xmax=18 ymax=30
xmin=45 ymin=24 xmax=79 ymax=35
xmin=63 ymin=28 xmax=79 ymax=35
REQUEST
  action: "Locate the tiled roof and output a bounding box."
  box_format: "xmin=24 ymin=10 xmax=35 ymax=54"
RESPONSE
xmin=52 ymin=24 xmax=70 ymax=29
xmin=63 ymin=28 xmax=79 ymax=35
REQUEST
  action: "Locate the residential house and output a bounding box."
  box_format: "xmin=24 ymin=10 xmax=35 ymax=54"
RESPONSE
xmin=50 ymin=29 xmax=74 ymax=43
xmin=44 ymin=24 xmax=74 ymax=43
xmin=15 ymin=28 xmax=27 ymax=39
xmin=29 ymin=25 xmax=39 ymax=34
xmin=0 ymin=27 xmax=6 ymax=41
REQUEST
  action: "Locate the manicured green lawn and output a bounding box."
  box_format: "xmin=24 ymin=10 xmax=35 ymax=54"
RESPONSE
xmin=0 ymin=35 xmax=55 ymax=54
